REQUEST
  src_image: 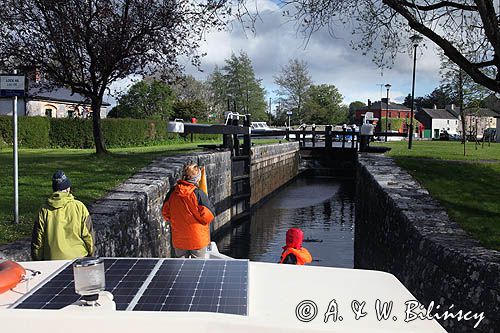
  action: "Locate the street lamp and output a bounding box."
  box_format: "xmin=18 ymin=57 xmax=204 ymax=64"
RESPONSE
xmin=408 ymin=34 xmax=423 ymax=149
xmin=384 ymin=83 xmax=391 ymax=142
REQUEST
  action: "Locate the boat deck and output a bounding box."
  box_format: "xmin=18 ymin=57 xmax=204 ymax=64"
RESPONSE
xmin=0 ymin=259 xmax=445 ymax=332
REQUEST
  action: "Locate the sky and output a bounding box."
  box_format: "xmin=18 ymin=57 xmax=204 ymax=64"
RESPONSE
xmin=109 ymin=1 xmax=444 ymax=109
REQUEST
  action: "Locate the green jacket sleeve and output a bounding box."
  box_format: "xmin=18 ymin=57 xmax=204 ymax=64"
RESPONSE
xmin=81 ymin=207 xmax=95 ymax=256
xmin=31 ymin=210 xmax=45 ymax=261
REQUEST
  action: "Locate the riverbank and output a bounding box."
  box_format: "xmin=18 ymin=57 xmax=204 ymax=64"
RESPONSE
xmin=378 ymin=141 xmax=500 ymax=251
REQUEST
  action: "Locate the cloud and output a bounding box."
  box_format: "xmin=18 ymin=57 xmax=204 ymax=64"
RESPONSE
xmin=180 ymin=0 xmax=443 ymax=108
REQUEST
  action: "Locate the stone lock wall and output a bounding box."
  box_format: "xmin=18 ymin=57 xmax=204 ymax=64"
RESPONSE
xmin=90 ymin=151 xmax=232 ymax=258
xmin=1 ymin=143 xmax=300 ymax=260
xmin=355 ymin=154 xmax=500 ymax=333
xmin=250 ymin=142 xmax=300 ymax=206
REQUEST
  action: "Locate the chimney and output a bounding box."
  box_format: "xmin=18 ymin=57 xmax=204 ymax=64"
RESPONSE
xmin=433 ymin=104 xmax=437 ymax=109
xmin=450 ymin=104 xmax=455 ymax=110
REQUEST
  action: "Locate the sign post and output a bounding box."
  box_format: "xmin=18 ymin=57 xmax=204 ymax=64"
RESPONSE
xmin=286 ymin=111 xmax=292 ymax=130
xmin=1 ymin=71 xmax=25 ymax=224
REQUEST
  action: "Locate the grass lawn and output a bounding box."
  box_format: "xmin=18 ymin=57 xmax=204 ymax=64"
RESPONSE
xmin=379 ymin=140 xmax=500 ymax=251
xmin=0 ymin=142 xmax=217 ymax=244
xmin=381 ymin=140 xmax=500 ymax=161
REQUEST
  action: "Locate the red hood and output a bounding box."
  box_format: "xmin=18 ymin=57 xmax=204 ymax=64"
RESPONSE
xmin=283 ymin=228 xmax=303 ymax=250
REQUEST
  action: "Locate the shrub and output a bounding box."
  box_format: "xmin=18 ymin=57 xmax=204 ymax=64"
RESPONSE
xmin=50 ymin=118 xmax=93 ymax=148
xmin=0 ymin=115 xmax=50 ymax=148
xmin=0 ymin=115 xmax=221 ymax=149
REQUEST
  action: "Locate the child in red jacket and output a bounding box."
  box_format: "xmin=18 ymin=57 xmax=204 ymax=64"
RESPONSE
xmin=279 ymin=228 xmax=312 ymax=265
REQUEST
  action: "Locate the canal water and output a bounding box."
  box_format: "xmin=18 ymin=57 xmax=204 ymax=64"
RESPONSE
xmin=214 ymin=176 xmax=355 ymax=268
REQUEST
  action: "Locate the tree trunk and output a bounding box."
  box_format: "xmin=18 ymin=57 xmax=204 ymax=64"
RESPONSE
xmin=91 ymin=98 xmax=107 ymax=155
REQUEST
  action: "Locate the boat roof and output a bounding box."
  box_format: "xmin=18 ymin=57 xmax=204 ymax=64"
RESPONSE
xmin=0 ymin=259 xmax=444 ymax=332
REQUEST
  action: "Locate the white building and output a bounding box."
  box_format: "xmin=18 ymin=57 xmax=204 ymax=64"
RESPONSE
xmin=0 ymin=87 xmax=108 ymax=119
xmin=416 ymin=107 xmax=460 ymax=139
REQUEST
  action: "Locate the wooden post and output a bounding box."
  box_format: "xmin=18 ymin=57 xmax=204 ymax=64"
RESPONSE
xmin=243 ymin=114 xmax=251 ymax=156
xmin=325 ymin=125 xmax=332 ymax=149
xmin=286 ymin=128 xmax=290 ymax=141
xmin=312 ymin=126 xmax=316 ymax=147
xmin=351 ymin=127 xmax=356 ymax=149
xmin=342 ymin=127 xmax=346 ymax=148
xmin=302 ymin=127 xmax=306 ymax=147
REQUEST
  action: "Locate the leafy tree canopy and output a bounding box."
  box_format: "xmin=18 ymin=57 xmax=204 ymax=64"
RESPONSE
xmin=0 ymin=0 xmax=229 ymax=154
xmin=302 ymin=84 xmax=348 ymax=125
xmin=207 ymin=52 xmax=268 ymax=121
xmin=108 ymin=80 xmax=175 ymax=120
xmin=277 ymin=0 xmax=500 ymax=94
xmin=274 ymin=58 xmax=312 ymax=123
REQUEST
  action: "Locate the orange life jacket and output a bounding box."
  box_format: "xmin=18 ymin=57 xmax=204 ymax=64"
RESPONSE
xmin=162 ymin=180 xmax=215 ymax=250
xmin=279 ymin=247 xmax=313 ymax=265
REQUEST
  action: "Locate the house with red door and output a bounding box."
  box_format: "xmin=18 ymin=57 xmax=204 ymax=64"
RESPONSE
xmin=355 ymin=99 xmax=419 ymax=134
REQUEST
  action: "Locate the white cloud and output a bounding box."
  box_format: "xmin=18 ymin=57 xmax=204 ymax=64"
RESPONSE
xmin=112 ymin=1 xmax=443 ymax=109
xmin=183 ymin=1 xmax=443 ymax=108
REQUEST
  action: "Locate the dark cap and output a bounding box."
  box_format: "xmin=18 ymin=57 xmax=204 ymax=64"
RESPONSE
xmin=52 ymin=170 xmax=71 ymax=192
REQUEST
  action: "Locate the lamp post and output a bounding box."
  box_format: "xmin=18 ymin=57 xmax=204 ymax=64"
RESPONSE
xmin=408 ymin=34 xmax=423 ymax=149
xmin=384 ymin=83 xmax=391 ymax=142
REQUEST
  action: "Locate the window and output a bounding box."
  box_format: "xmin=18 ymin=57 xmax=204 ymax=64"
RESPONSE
xmin=45 ymin=109 xmax=52 ymax=118
xmin=447 ymin=120 xmax=449 ymax=125
xmin=68 ymin=111 xmax=75 ymax=118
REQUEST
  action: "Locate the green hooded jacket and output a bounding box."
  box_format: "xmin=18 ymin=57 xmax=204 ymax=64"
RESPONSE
xmin=31 ymin=191 xmax=94 ymax=261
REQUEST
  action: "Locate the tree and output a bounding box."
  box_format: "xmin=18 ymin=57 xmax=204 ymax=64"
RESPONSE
xmin=171 ymin=75 xmax=209 ymax=102
xmin=440 ymin=53 xmax=493 ymax=153
xmin=207 ymin=66 xmax=228 ymax=121
xmin=0 ymin=0 xmax=228 ymax=154
xmin=207 ymin=52 xmax=268 ymax=121
xmin=108 ymin=80 xmax=174 ymax=119
xmin=281 ymin=0 xmax=500 ymax=94
xmin=302 ymin=84 xmax=347 ymax=125
xmin=171 ymin=99 xmax=208 ymax=121
xmin=403 ymin=87 xmax=457 ymax=109
xmin=274 ymin=58 xmax=313 ymax=124
xmin=348 ymin=101 xmax=366 ymax=123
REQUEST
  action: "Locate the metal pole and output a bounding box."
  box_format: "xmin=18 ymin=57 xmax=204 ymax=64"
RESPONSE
xmin=268 ymin=97 xmax=272 ymax=125
xmin=408 ymin=44 xmax=418 ymax=149
xmin=385 ymin=88 xmax=389 ymax=142
xmin=13 ymin=69 xmax=19 ymax=224
xmin=288 ymin=114 xmax=291 ymax=130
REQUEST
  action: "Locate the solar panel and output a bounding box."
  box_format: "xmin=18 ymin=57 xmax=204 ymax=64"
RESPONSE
xmin=13 ymin=258 xmax=248 ymax=316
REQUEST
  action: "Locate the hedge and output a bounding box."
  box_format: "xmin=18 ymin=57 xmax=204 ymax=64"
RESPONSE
xmin=0 ymin=116 xmax=220 ymax=149
xmin=0 ymin=116 xmax=50 ymax=148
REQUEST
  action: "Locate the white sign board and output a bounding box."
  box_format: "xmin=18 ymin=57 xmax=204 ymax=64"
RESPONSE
xmin=0 ymin=75 xmax=25 ymax=90
xmin=286 ymin=111 xmax=293 ymax=115
xmin=0 ymin=75 xmax=25 ymax=97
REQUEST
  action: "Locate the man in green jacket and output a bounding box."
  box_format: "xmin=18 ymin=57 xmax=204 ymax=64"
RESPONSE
xmin=31 ymin=170 xmax=94 ymax=261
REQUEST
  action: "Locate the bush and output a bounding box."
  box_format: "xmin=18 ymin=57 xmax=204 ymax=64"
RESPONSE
xmin=0 ymin=115 xmax=221 ymax=149
xmin=0 ymin=116 xmax=50 ymax=148
xmin=49 ymin=118 xmax=93 ymax=148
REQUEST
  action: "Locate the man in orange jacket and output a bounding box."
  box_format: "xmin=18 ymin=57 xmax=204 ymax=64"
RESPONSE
xmin=162 ymin=163 xmax=215 ymax=258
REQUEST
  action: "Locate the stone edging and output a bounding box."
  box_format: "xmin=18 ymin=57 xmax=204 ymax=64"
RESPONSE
xmin=355 ymin=154 xmax=499 ymax=333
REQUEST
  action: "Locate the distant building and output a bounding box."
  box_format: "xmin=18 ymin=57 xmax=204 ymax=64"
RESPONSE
xmin=462 ymin=107 xmax=498 ymax=139
xmin=415 ymin=105 xmax=460 ymax=139
xmin=0 ymin=70 xmax=109 ymax=118
xmin=355 ymin=98 xmax=414 ymax=133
